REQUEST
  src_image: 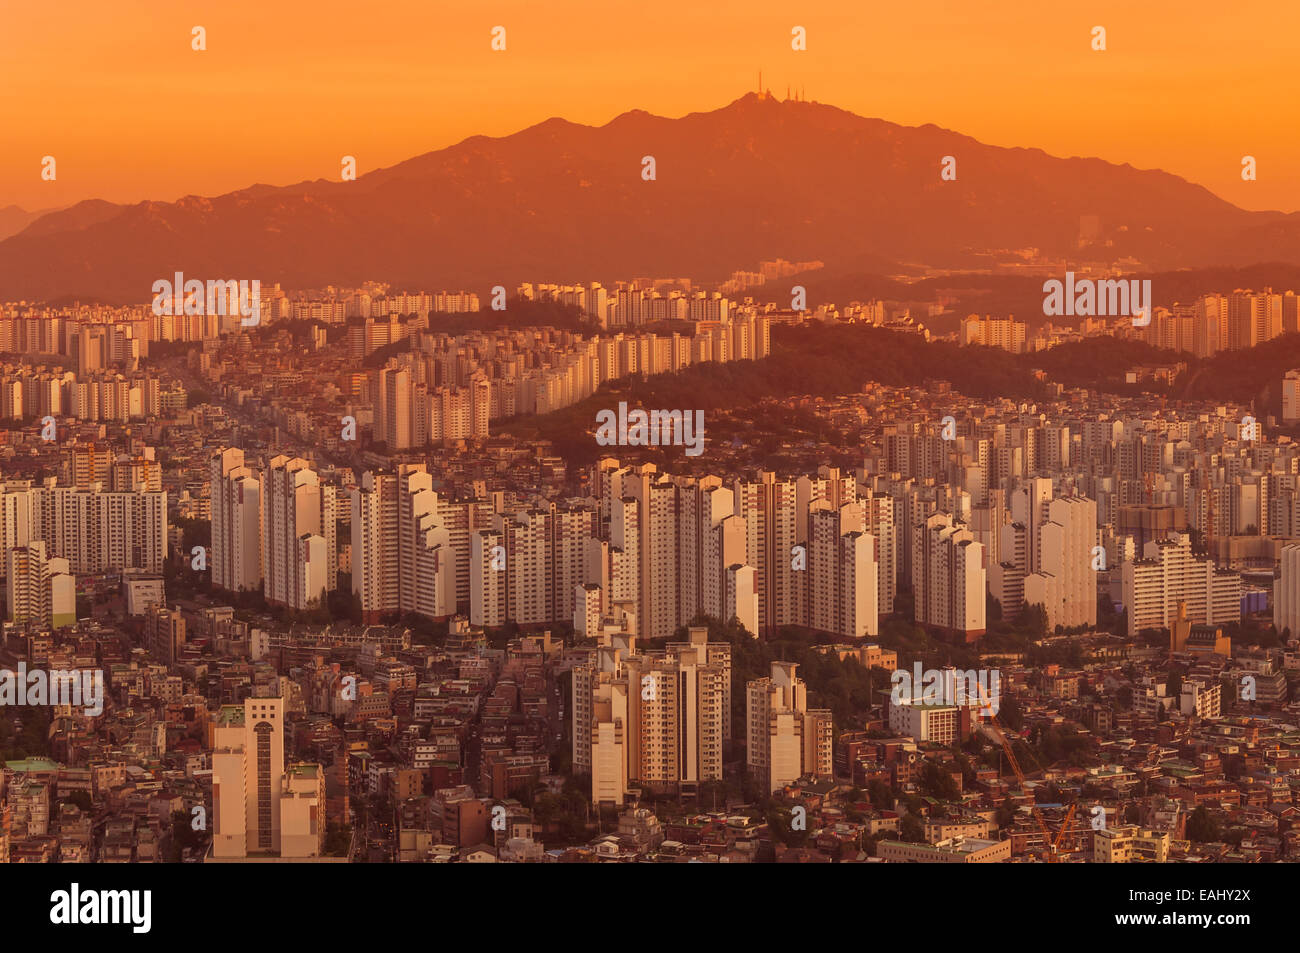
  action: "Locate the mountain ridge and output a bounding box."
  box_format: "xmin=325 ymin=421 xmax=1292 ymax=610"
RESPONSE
xmin=4 ymin=93 xmax=1298 ymax=304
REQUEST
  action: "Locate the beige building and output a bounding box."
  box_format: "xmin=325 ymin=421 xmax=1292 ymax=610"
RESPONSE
xmin=262 ymin=455 xmax=336 ymax=611
xmin=0 ymin=479 xmax=167 ymax=579
xmin=961 ymin=315 xmax=1027 ymax=353
xmin=573 ymin=626 xmax=729 ymax=805
xmin=1093 ymin=826 xmax=1170 ymax=863
xmin=583 ymin=460 xmax=867 ymax=643
xmin=7 ymin=541 xmax=74 ymax=628
xmin=211 ymin=697 xmax=323 ymax=858
xmin=912 ymin=512 xmax=986 ymax=640
xmin=999 ymin=482 xmax=1098 ymax=631
xmin=734 ymin=473 xmax=798 ymax=636
xmin=878 ymin=836 xmax=1011 ymax=863
xmin=354 ymin=465 xmax=489 ymax=622
xmin=210 ymin=448 xmax=262 ymax=592
xmin=1123 ymin=533 xmax=1241 ymax=637
xmin=806 ymin=499 xmax=880 ymax=638
xmin=279 ymin=764 xmax=327 ymax=858
xmin=724 ymin=563 xmax=759 ymax=636
xmin=144 ymin=605 xmax=185 ymax=666
xmin=746 ymin=661 xmax=833 ymax=794
xmin=887 ymin=701 xmax=962 ymax=746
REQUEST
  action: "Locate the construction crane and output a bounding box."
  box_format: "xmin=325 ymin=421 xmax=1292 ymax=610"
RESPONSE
xmin=981 ymin=717 xmax=1056 ymax=861
xmin=1051 ymin=803 xmax=1077 ymax=856
xmin=978 ymin=684 xmax=1072 ymax=862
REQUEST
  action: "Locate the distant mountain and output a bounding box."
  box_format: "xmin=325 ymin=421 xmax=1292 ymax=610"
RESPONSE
xmin=5 ymin=93 xmax=1300 ymax=304
xmin=0 ymin=204 xmax=63 ymax=242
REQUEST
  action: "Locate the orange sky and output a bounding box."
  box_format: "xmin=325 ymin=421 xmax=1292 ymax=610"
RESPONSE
xmin=3 ymin=0 xmax=1298 ymax=213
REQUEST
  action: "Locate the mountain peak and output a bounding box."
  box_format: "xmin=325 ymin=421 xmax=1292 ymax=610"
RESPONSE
xmin=0 ymin=95 xmax=1291 ymax=302
xmin=724 ymin=90 xmax=790 ymax=109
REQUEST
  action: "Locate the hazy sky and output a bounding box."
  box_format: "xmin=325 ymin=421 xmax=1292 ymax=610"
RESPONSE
xmin=4 ymin=0 xmax=1297 ymax=213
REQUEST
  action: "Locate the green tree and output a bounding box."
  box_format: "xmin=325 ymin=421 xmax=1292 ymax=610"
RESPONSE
xmin=168 ymin=809 xmax=208 ymax=861
xmin=1186 ymin=805 xmax=1220 ymax=843
xmin=1020 ymin=603 xmax=1049 ymax=639
xmin=899 ymin=814 xmax=926 ymax=843
xmin=920 ymin=761 xmax=960 ymax=801
xmin=62 ymin=790 xmax=93 ymax=813
xmin=867 ymin=779 xmax=893 ymax=811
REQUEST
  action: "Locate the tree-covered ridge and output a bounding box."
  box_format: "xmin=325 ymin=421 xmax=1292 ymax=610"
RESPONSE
xmin=497 ymin=324 xmax=1049 ymax=461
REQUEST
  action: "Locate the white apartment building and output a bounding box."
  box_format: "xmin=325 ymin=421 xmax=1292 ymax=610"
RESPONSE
xmin=961 ymin=315 xmax=1027 ymax=353
xmin=263 ymin=455 xmax=335 ymax=611
xmin=912 ymin=512 xmax=986 ymax=640
xmin=351 ymin=471 xmax=398 ymax=618
xmin=724 ymin=563 xmax=759 ymax=636
xmin=210 ymin=448 xmax=262 ymax=592
xmin=1276 ymin=543 xmax=1300 ymax=636
xmin=0 ymin=479 xmax=167 ymax=579
xmin=806 ymin=499 xmax=879 ymax=638
xmin=7 ymin=541 xmax=75 ymax=627
xmin=469 ymin=507 xmax=594 ymax=627
xmin=734 ymin=473 xmax=799 ymax=636
xmin=995 ymin=484 xmax=1098 ymax=631
xmin=1122 ymin=533 xmax=1241 ymax=636
xmin=1284 ymin=370 xmax=1300 ymax=423
xmin=351 ymin=465 xmax=482 ymax=621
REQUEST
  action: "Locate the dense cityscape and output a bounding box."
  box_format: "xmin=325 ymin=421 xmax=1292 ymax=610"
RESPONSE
xmin=0 ymin=271 xmax=1296 ymax=871
xmin=7 ymin=3 xmax=1297 ymax=938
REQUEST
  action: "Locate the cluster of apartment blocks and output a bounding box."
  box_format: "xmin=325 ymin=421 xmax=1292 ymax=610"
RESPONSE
xmin=523 ymin=282 xmax=930 ymax=335
xmin=369 ymin=315 xmax=771 ymax=448
xmin=570 ymin=625 xmax=832 ymax=805
xmin=0 ymin=277 xmax=770 ymax=356
xmin=216 ymin=455 xmax=894 ymax=642
xmin=0 ymin=367 xmax=174 ymax=422
xmin=0 ymin=474 xmax=168 ymax=626
xmin=156 ymin=281 xmax=757 ymax=330
xmin=212 ymin=398 xmax=1293 ymax=657
xmin=876 ymin=402 xmax=1297 ymax=637
xmin=213 ymin=396 xmax=1281 ymax=646
xmin=233 ymin=281 xmax=772 ymax=329
xmin=212 ymin=448 xmax=1003 ymax=645
xmin=209 ymin=449 xmax=339 ymax=611
xmin=0 ymin=285 xmax=474 ymax=360
xmin=1136 ymin=289 xmax=1300 ymax=356
xmin=956 ymin=289 xmax=1300 ymax=357
xmin=520 ymin=281 xmax=751 ymax=328
xmin=10 ymin=283 xmax=1290 ymax=371
xmin=0 ymin=311 xmax=151 ymax=365
xmin=0 ymin=304 xmax=272 ymax=359
xmin=566 ymin=461 xmax=897 ymax=642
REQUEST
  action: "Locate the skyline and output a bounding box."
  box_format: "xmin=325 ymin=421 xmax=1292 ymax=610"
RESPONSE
xmin=4 ymin=0 xmax=1300 ymax=213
